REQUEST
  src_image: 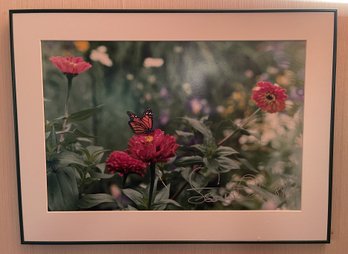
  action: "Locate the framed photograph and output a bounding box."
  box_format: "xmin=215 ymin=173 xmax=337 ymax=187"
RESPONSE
xmin=10 ymin=9 xmax=336 ymax=244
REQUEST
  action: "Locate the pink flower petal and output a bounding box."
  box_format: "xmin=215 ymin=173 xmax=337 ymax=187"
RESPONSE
xmin=49 ymin=56 xmax=92 ymax=75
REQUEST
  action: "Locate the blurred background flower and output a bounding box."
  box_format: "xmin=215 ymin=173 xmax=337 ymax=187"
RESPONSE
xmin=143 ymin=57 xmax=164 ymax=68
xmin=90 ymin=45 xmax=113 ymax=67
xmin=74 ymin=41 xmax=90 ymax=53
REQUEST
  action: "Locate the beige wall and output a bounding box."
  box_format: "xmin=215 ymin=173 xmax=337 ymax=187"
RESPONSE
xmin=0 ymin=0 xmax=347 ymax=253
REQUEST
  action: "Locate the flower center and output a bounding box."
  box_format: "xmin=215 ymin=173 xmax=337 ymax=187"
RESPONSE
xmin=265 ymin=93 xmax=276 ymax=102
xmin=144 ymin=136 xmax=154 ymax=143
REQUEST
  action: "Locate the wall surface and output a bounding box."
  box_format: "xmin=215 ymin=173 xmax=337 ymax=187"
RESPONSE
xmin=0 ymin=0 xmax=347 ymax=253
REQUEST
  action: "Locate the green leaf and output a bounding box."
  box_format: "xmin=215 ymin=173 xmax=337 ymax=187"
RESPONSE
xmin=180 ymin=167 xmax=210 ymax=189
xmin=57 ymin=151 xmax=87 ymax=167
xmin=175 ymin=156 xmax=203 ymax=166
xmin=86 ymin=145 xmax=104 ymax=155
xmin=88 ymin=171 xmax=114 ymax=179
xmin=96 ymin=163 xmax=106 ymax=172
xmin=158 ymin=199 xmax=182 ymax=207
xmin=175 ymin=130 xmax=194 ymax=137
xmin=85 ymin=146 xmax=108 ymax=164
xmin=182 ymin=117 xmax=214 ymax=144
xmin=87 ymin=165 xmax=122 ymax=181
xmin=153 ymin=185 xmax=182 ymax=210
xmin=126 ymin=205 xmax=138 ymax=210
xmin=73 ymin=128 xmax=95 ymax=138
xmin=78 ymin=193 xmax=116 ymax=209
xmin=61 ymin=131 xmax=78 ymax=146
xmin=152 ymin=203 xmax=167 ymax=210
xmin=52 ymin=116 xmax=65 ymax=123
xmin=122 ymin=189 xmax=145 ymax=207
xmin=190 ymin=144 xmax=207 ymax=154
xmin=216 ymin=146 xmax=239 ymax=156
xmin=47 ymin=167 xmax=79 ymax=211
xmin=46 ymin=124 xmax=57 ymax=152
xmin=67 ymin=105 xmax=103 ymax=123
xmin=240 ymin=158 xmax=259 ymax=173
xmin=203 ymin=158 xmax=219 ymax=174
xmin=154 ymin=184 xmax=170 ymax=204
xmin=79 ymin=147 xmax=92 ymax=160
xmin=216 ymin=156 xmax=240 ymax=172
xmin=76 ymin=137 xmax=94 ymax=144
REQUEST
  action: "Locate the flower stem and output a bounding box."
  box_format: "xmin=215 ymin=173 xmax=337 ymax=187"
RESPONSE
xmin=91 ymin=73 xmax=98 ymax=142
xmin=57 ymin=75 xmax=73 ymax=153
xmin=64 ymin=75 xmax=73 ymax=117
xmin=122 ymin=173 xmax=128 ymax=188
xmin=148 ymin=163 xmax=156 ymax=209
xmin=218 ymin=108 xmax=261 ymax=146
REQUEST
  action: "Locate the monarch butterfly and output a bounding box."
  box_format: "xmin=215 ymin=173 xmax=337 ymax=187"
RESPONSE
xmin=127 ymin=108 xmax=153 ymax=134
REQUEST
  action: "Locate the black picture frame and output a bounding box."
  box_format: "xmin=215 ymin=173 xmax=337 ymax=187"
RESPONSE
xmin=10 ymin=9 xmax=336 ymax=244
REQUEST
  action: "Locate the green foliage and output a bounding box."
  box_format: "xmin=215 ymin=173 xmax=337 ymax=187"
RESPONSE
xmin=180 ymin=167 xmax=210 ymax=189
xmin=175 ymin=130 xmax=194 ymax=138
xmin=47 ymin=167 xmax=79 ymax=211
xmin=46 ymin=124 xmax=57 ymax=155
xmin=216 ymin=146 xmax=239 ymax=156
xmin=122 ymin=188 xmax=147 ymax=210
xmin=175 ymin=156 xmax=203 ymax=166
xmin=57 ymin=151 xmax=87 ymax=167
xmin=176 ymin=116 xmax=240 ymax=181
xmin=181 ymin=117 xmax=215 ymax=145
xmin=78 ymin=193 xmax=117 ymax=209
xmin=123 ymin=181 xmax=181 ymax=210
xmin=153 ymin=184 xmax=181 ymax=210
xmin=67 ymin=105 xmax=103 ymax=123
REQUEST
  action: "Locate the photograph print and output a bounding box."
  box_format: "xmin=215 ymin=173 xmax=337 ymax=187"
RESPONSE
xmin=42 ymin=40 xmax=305 ymax=212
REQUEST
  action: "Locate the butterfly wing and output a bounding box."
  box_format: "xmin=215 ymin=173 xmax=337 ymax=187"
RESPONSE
xmin=141 ymin=108 xmax=153 ymax=131
xmin=127 ymin=109 xmax=153 ymax=134
xmin=127 ymin=111 xmax=147 ymax=134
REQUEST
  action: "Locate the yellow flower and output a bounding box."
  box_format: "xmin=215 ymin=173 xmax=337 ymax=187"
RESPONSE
xmin=276 ymin=70 xmax=295 ymax=86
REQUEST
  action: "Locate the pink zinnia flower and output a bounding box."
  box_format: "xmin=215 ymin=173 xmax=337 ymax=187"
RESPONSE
xmin=127 ymin=129 xmax=178 ymax=164
xmin=251 ymin=81 xmax=288 ymax=113
xmin=49 ymin=56 xmax=92 ymax=75
xmin=106 ymin=151 xmax=148 ymax=176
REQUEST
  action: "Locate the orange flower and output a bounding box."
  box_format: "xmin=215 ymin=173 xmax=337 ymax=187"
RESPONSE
xmin=73 ymin=41 xmax=90 ymax=53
